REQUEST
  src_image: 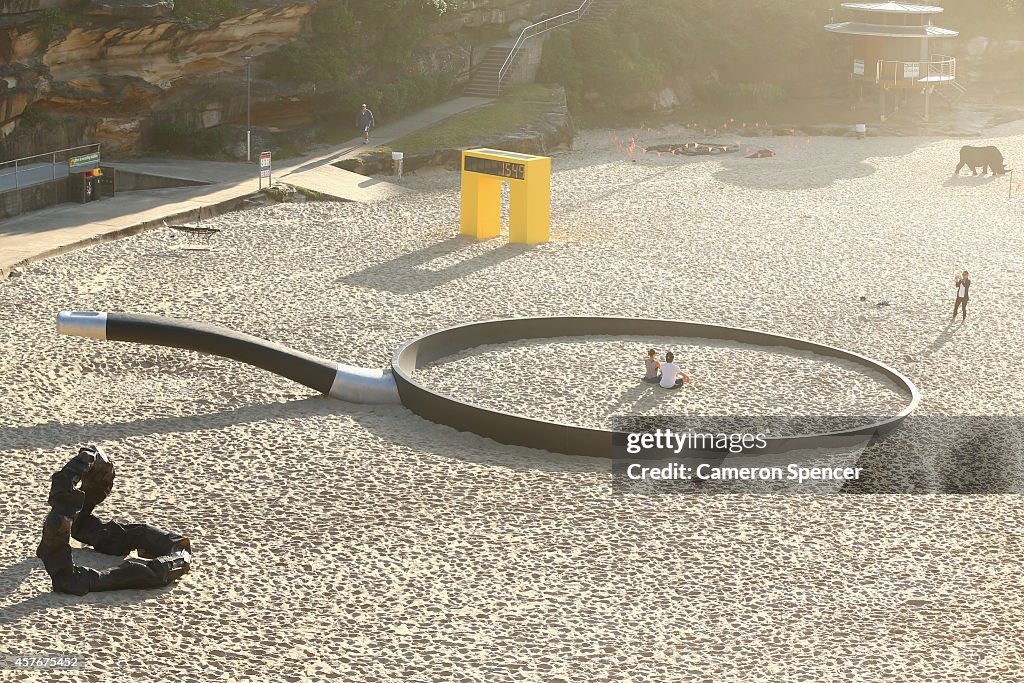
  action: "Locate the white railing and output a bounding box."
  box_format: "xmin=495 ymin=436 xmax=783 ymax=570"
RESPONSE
xmin=497 ymin=0 xmax=595 ymax=90
xmin=875 ymin=55 xmax=956 ymax=86
xmin=0 ymin=143 xmax=101 ymax=191
xmin=928 ymin=54 xmax=956 ymax=81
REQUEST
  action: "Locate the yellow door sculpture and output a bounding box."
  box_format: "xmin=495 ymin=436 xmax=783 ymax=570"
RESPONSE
xmin=460 ymin=149 xmax=550 ymax=244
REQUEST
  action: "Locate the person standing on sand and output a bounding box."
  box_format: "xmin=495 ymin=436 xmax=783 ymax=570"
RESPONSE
xmin=357 ymin=104 xmax=375 ymax=145
xmin=642 ymin=349 xmax=661 ymax=383
xmin=952 ymin=270 xmax=970 ymax=323
xmin=659 ymin=351 xmax=691 ymax=389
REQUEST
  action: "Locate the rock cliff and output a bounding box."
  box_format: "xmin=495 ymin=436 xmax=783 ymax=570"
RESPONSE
xmin=0 ymin=0 xmax=568 ymax=158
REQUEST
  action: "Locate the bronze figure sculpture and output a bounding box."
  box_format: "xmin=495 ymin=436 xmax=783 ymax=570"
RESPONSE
xmin=36 ymin=445 xmax=191 ymax=595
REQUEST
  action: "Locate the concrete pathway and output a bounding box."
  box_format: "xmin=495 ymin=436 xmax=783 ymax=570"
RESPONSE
xmin=0 ymin=96 xmax=493 ymax=277
xmin=0 ymin=160 xmax=70 ymax=192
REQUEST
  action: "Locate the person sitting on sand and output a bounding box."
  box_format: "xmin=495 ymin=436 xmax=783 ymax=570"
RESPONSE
xmin=642 ymin=349 xmax=661 ymax=383
xmin=659 ymin=351 xmax=691 ymax=389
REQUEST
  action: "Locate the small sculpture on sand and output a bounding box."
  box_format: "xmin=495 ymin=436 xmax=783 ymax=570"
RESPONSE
xmin=35 ymin=445 xmax=191 ymax=595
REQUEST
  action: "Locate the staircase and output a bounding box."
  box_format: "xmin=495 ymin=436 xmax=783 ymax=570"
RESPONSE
xmin=462 ymin=0 xmax=625 ymax=100
xmin=463 ymin=46 xmax=512 ymax=99
xmin=936 ymin=80 xmax=968 ymax=107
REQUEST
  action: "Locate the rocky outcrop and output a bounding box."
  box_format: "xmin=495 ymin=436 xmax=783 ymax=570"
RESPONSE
xmin=85 ymin=0 xmax=175 ymax=20
xmin=0 ymin=0 xmax=575 ymax=157
xmin=38 ymin=6 xmax=312 ymax=85
xmin=0 ymin=3 xmax=314 ymax=155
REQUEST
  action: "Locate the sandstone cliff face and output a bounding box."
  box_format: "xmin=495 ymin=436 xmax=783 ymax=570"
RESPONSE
xmin=0 ymin=0 xmax=570 ymax=158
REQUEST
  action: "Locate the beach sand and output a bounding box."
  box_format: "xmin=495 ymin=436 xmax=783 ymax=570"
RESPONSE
xmin=413 ymin=335 xmax=911 ymax=429
xmin=1 ymin=123 xmax=1023 ymax=680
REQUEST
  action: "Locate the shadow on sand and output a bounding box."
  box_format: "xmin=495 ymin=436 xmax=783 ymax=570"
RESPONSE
xmin=341 ymin=235 xmax=536 ymax=294
xmin=0 ymin=397 xmax=343 ymax=452
xmin=942 ymin=173 xmax=1002 ymax=187
xmin=0 ymin=550 xmax=179 ymax=627
xmin=709 ymin=136 xmax=929 ymax=190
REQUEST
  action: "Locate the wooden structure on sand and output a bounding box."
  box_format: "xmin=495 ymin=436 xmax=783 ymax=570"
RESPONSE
xmin=825 ymin=2 xmax=961 ymax=121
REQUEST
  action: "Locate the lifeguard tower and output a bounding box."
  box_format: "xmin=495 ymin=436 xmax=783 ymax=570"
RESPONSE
xmin=825 ymin=2 xmax=961 ymax=121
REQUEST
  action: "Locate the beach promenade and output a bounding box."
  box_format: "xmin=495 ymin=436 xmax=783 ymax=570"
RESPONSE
xmin=0 ymin=96 xmax=491 ymax=278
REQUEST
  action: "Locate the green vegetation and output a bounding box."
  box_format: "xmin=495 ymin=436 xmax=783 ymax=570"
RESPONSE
xmin=172 ymin=0 xmax=242 ymax=23
xmin=149 ymin=123 xmax=226 ymax=158
xmin=701 ymin=82 xmax=788 ymax=108
xmin=538 ymin=0 xmax=1024 ymax=116
xmin=941 ymin=0 xmax=1024 ymax=39
xmin=18 ymin=105 xmax=50 ymax=128
xmin=538 ymin=0 xmax=829 ymax=114
xmin=321 ymin=72 xmax=454 ymax=143
xmin=380 ymin=84 xmax=558 ymax=154
xmin=261 ymin=0 xmax=450 ymax=84
xmin=36 ymin=8 xmax=78 ymax=48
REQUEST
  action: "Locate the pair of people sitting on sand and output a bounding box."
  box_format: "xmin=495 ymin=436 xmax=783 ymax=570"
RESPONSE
xmin=642 ymin=349 xmax=691 ymax=389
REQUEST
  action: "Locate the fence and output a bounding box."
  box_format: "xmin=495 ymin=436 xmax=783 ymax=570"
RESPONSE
xmin=497 ymin=0 xmax=595 ymax=89
xmin=0 ymin=143 xmax=101 ymax=191
xmin=875 ymin=55 xmax=956 ymax=86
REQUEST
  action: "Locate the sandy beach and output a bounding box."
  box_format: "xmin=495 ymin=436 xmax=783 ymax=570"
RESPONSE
xmin=2 ymin=122 xmax=1023 ymax=680
xmin=413 ymin=335 xmax=911 ymax=429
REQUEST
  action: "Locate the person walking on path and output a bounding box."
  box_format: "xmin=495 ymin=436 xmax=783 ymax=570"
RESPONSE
xmin=952 ymin=270 xmax=971 ymax=323
xmin=357 ymin=104 xmax=375 ymax=145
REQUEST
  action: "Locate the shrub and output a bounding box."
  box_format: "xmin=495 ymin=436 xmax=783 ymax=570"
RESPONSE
xmin=18 ymin=105 xmax=50 ymax=128
xmin=36 ymin=8 xmax=77 ymax=48
xmin=540 ymin=0 xmax=832 ymax=113
xmin=149 ymin=122 xmax=193 ymax=153
xmin=173 ymin=0 xmax=242 ymax=23
xmin=260 ymin=0 xmax=449 ymax=84
xmin=149 ymin=123 xmax=227 ymax=158
xmin=701 ymin=82 xmax=788 ymax=107
xmin=261 ymin=43 xmax=350 ymax=83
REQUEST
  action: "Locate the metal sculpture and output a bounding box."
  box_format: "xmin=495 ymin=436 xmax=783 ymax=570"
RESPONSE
xmin=36 ymin=445 xmax=191 ymax=595
xmin=57 ymin=311 xmax=399 ymax=404
xmin=57 ymin=311 xmax=920 ymax=459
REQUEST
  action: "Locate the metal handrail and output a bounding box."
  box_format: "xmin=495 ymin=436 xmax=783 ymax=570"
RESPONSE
xmin=0 ymin=143 xmax=100 ymax=167
xmin=0 ymin=143 xmax=100 ymax=192
xmin=497 ymin=0 xmax=595 ymax=89
xmin=875 ymin=56 xmax=956 ymax=86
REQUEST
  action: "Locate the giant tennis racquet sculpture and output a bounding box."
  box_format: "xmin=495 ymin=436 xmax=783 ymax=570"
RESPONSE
xmin=57 ymin=311 xmax=920 ymax=458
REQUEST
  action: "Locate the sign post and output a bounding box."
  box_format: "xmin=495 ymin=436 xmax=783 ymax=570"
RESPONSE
xmin=259 ymin=151 xmax=271 ymax=189
xmin=68 ymin=151 xmax=101 ymax=171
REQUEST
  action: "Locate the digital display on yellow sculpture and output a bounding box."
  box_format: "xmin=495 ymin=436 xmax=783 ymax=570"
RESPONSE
xmin=460 ymin=148 xmax=550 ymax=244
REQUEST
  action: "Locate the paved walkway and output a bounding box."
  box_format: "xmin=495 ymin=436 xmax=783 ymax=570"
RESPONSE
xmin=0 ymin=96 xmax=493 ymax=277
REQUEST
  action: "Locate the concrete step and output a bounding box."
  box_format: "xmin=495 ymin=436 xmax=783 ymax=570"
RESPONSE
xmin=286 ymin=165 xmax=408 ymax=202
xmin=465 ymin=45 xmax=516 ymax=99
